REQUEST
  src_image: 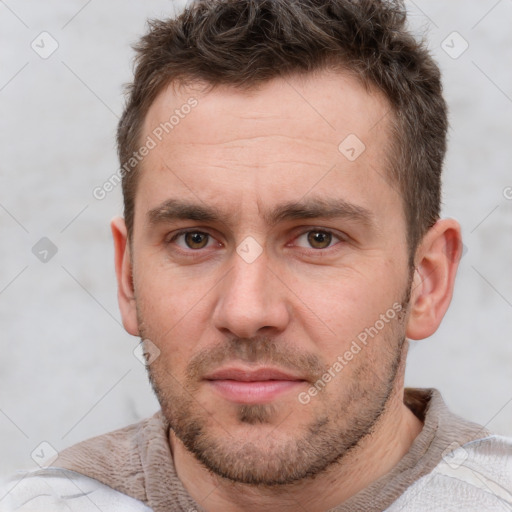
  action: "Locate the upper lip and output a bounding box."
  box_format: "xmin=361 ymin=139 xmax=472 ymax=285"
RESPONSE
xmin=204 ymin=367 xmax=305 ymax=382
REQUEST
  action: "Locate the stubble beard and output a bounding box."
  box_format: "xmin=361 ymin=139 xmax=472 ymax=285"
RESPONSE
xmin=139 ymin=285 xmax=412 ymax=487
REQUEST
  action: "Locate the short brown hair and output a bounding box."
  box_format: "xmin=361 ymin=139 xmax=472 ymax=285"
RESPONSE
xmin=117 ymin=0 xmax=447 ymax=258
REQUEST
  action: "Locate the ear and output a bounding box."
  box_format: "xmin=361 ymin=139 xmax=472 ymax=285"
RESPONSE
xmin=111 ymin=216 xmax=139 ymax=336
xmin=406 ymin=218 xmax=462 ymax=340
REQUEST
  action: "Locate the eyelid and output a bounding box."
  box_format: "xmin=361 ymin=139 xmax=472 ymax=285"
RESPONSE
xmin=166 ymin=228 xmax=221 ymax=249
xmin=164 ymin=226 xmax=347 ymax=253
xmin=291 ymin=227 xmax=347 ymax=248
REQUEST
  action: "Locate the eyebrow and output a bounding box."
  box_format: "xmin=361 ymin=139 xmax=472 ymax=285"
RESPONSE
xmin=147 ymin=197 xmax=374 ymax=229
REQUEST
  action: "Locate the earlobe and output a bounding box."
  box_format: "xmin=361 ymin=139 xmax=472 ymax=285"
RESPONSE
xmin=406 ymin=219 xmax=462 ymax=340
xmin=111 ymin=216 xmax=140 ymax=336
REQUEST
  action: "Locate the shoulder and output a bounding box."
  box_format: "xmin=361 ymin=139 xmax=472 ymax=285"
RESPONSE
xmin=52 ymin=411 xmax=168 ymax=503
xmin=388 ymin=434 xmax=512 ymax=511
xmin=0 ymin=468 xmax=152 ymax=512
xmin=1 ymin=412 xmax=168 ymax=511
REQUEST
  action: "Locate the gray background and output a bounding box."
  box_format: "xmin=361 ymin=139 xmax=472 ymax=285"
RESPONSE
xmin=0 ymin=0 xmax=511 ymax=476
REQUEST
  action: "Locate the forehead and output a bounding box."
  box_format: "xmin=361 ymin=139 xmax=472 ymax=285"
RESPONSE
xmin=136 ymin=70 xmax=399 ymax=230
xmin=143 ymin=70 xmax=390 ymax=150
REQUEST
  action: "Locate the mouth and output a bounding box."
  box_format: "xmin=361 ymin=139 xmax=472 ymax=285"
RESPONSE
xmin=204 ymin=367 xmax=307 ymax=404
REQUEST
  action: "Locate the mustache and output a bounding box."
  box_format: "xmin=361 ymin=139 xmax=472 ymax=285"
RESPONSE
xmin=186 ymin=336 xmax=327 ymax=383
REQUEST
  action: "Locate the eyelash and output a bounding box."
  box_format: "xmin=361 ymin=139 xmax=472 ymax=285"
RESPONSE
xmin=291 ymin=228 xmax=345 ymax=251
xmin=166 ymin=228 xmax=346 ymax=255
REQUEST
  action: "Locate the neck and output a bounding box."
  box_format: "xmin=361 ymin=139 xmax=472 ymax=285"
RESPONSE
xmin=169 ymin=388 xmax=423 ymax=512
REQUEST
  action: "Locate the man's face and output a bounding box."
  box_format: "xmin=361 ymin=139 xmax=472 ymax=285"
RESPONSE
xmin=128 ymin=71 xmax=413 ymax=485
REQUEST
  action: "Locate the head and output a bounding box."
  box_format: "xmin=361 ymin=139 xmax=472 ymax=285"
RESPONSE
xmin=112 ymin=0 xmax=462 ymax=486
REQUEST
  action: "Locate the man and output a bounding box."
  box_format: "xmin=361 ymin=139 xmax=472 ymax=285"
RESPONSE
xmin=3 ymin=0 xmax=512 ymax=510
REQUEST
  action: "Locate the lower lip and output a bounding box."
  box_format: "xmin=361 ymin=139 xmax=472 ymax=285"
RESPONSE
xmin=207 ymin=379 xmax=305 ymax=404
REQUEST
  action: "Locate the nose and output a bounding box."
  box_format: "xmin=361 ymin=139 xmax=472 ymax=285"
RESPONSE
xmin=212 ymin=247 xmax=290 ymax=339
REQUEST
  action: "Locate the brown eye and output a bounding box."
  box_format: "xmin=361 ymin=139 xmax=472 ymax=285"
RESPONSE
xmin=184 ymin=232 xmax=209 ymax=249
xmin=307 ymin=231 xmax=332 ymax=249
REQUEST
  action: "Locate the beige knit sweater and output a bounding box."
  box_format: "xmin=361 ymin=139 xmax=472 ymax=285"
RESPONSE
xmin=4 ymin=388 xmax=512 ymax=511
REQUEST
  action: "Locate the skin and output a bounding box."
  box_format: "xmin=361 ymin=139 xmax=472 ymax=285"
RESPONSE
xmin=111 ymin=70 xmax=462 ymax=511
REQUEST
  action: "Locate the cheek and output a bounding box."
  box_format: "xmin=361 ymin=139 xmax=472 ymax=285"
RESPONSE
xmin=135 ymin=269 xmax=216 ymax=365
xmin=291 ymin=266 xmax=404 ymax=358
xmin=297 ymin=272 xmax=384 ymax=321
xmin=135 ymin=253 xmax=215 ymax=319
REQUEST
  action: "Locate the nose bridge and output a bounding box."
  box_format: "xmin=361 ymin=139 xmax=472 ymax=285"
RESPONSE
xmin=226 ymin=249 xmax=272 ymax=310
xmin=213 ymin=246 xmax=288 ymax=337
